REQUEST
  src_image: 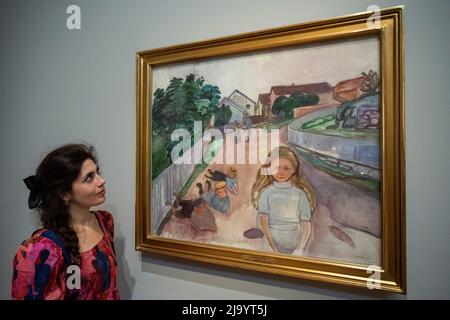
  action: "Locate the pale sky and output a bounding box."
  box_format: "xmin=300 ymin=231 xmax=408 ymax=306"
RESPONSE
xmin=151 ymin=35 xmax=379 ymax=102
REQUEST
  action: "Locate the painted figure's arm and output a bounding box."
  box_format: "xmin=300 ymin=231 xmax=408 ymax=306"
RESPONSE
xmin=299 ymin=220 xmax=311 ymax=252
xmin=259 ymin=214 xmax=277 ymax=252
xmin=229 ymin=184 xmax=239 ymax=195
xmin=226 ymin=178 xmax=239 ymax=195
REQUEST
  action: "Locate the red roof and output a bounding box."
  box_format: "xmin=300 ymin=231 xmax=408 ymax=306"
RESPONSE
xmin=270 ymin=82 xmax=333 ymax=96
xmin=258 ymin=93 xmax=271 ymax=105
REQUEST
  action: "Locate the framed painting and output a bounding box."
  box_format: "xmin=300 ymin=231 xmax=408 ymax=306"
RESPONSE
xmin=136 ymin=6 xmax=405 ymax=293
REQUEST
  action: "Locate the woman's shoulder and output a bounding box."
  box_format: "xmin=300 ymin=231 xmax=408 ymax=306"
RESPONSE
xmin=95 ymin=210 xmax=115 ymax=237
xmin=95 ymin=210 xmax=113 ymax=220
xmin=12 ymin=229 xmax=68 ymax=300
xmin=95 ymin=210 xmax=114 ymax=226
xmin=15 ymin=229 xmax=67 ymax=265
xmin=21 ymin=229 xmax=60 ymax=248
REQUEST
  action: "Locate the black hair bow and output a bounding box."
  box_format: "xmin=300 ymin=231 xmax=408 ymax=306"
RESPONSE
xmin=23 ymin=175 xmax=41 ymax=209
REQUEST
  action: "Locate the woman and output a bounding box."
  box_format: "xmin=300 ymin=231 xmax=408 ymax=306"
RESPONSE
xmin=11 ymin=143 xmax=120 ymax=300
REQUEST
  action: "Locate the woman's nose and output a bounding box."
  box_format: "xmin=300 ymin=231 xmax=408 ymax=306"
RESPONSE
xmin=97 ymin=175 xmax=106 ymax=186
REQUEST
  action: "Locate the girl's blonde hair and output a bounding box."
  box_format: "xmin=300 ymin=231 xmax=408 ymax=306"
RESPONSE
xmin=251 ymin=146 xmax=316 ymax=214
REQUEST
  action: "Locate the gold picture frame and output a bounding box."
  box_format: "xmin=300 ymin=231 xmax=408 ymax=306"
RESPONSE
xmin=136 ymin=6 xmax=405 ymax=293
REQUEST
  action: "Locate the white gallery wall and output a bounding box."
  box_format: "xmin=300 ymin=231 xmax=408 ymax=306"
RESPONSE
xmin=1 ymin=0 xmax=449 ymax=299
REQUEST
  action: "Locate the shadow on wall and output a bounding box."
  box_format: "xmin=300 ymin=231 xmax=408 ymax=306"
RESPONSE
xmin=114 ymin=220 xmax=135 ymax=299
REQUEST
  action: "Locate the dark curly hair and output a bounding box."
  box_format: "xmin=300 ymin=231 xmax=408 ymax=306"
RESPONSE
xmin=34 ymin=143 xmax=98 ymax=265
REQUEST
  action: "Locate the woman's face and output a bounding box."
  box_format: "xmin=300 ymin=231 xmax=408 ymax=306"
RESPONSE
xmin=273 ymin=157 xmax=295 ymax=183
xmin=66 ymin=159 xmax=106 ymax=209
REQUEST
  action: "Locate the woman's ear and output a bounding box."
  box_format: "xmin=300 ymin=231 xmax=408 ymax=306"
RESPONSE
xmin=60 ymin=191 xmax=71 ymax=202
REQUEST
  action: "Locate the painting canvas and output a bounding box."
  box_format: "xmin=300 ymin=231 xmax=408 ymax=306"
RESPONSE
xmin=151 ymin=36 xmax=381 ymax=266
xmin=136 ymin=7 xmax=405 ymax=293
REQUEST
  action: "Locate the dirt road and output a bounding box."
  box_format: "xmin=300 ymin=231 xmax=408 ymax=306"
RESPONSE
xmin=161 ymin=126 xmax=380 ymax=265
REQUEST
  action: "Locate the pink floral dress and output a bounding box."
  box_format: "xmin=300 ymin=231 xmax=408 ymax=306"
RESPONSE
xmin=11 ymin=211 xmax=120 ymax=300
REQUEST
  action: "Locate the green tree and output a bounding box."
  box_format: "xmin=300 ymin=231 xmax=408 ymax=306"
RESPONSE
xmin=151 ymin=74 xmax=221 ymax=178
xmin=272 ymin=96 xmax=289 ymax=117
xmin=272 ymin=92 xmax=319 ymax=119
xmin=214 ymin=104 xmax=232 ymax=127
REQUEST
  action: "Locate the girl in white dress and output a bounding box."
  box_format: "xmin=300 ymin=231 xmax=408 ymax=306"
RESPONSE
xmin=251 ymin=146 xmax=316 ymax=254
